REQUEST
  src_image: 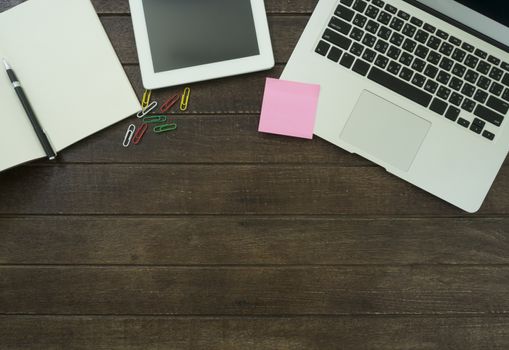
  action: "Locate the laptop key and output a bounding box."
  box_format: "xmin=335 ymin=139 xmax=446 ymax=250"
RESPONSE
xmin=374 ymin=55 xmax=389 ymax=68
xmin=335 ymin=5 xmax=355 ymax=22
xmin=387 ymin=60 xmax=402 ymax=75
xmin=461 ymin=83 xmax=476 ymax=98
xmin=436 ymin=30 xmax=449 ymax=40
xmin=399 ymin=52 xmax=414 ymax=66
xmin=449 ymin=77 xmax=463 ymax=91
xmin=462 ymin=42 xmax=474 ymax=52
xmin=445 ymin=106 xmax=460 ymax=121
xmin=430 ymin=98 xmax=448 ymax=115
xmin=502 ymin=88 xmax=509 ymax=102
xmin=461 ymin=98 xmax=476 ymax=113
xmin=340 ymin=52 xmax=356 ymax=68
xmin=402 ymin=38 xmax=417 ymax=52
xmin=439 ymin=42 xmax=454 ymax=56
xmin=323 ymin=29 xmax=352 ymax=50
xmin=402 ymin=23 xmax=417 ymax=38
xmin=464 ymin=55 xmax=479 ymax=69
xmin=427 ymin=51 xmax=441 ymax=65
xmin=362 ymin=48 xmax=377 ymax=62
xmin=362 ymin=33 xmax=377 ymax=47
xmin=464 ymin=70 xmax=479 ymax=84
xmin=340 ymin=0 xmax=354 ymax=5
xmin=410 ymin=17 xmax=423 ymax=27
xmin=488 ymin=55 xmax=501 ymax=65
xmin=365 ymin=20 xmax=380 ymax=34
xmin=474 ymin=105 xmax=504 ymax=126
xmin=329 ymin=17 xmax=352 ymax=35
xmin=482 ymin=130 xmax=495 ymax=140
xmin=398 ymin=10 xmax=410 ymax=21
xmin=424 ymin=80 xmax=439 ymax=94
xmin=400 ymin=67 xmax=413 ymax=81
xmin=315 ymin=40 xmax=331 ymax=56
xmin=458 ymin=118 xmax=470 ymax=128
xmin=327 ymin=46 xmax=343 ymax=62
xmin=350 ymin=27 xmax=364 ymax=41
xmin=368 ymin=66 xmax=433 ymax=107
xmin=476 ymin=61 xmax=491 ymax=75
xmin=490 ymin=67 xmax=504 ymax=81
xmin=439 ymin=57 xmax=454 ymax=72
xmin=502 ymin=73 xmax=509 ymax=87
xmin=415 ymin=45 xmax=429 ymax=59
xmin=502 ymin=62 xmax=509 ymax=71
xmin=477 ymin=76 xmax=491 ymax=90
xmin=474 ymin=89 xmax=488 ymax=103
xmin=437 ymin=71 xmax=451 ymax=85
xmin=475 ymin=48 xmax=488 ymax=59
xmin=374 ymin=39 xmax=389 ymax=53
xmin=353 ymin=0 xmax=368 ymax=13
xmin=490 ymin=82 xmax=504 ymax=96
xmin=449 ymin=36 xmax=461 ymax=46
xmin=423 ymin=23 xmax=436 ymax=33
xmin=389 ymin=17 xmax=404 ymax=31
xmin=372 ymin=0 xmax=385 ymax=8
xmin=414 ymin=30 xmax=429 ymax=44
xmin=411 ymin=58 xmax=426 ymax=72
xmin=411 ymin=73 xmax=426 ymax=87
xmin=387 ymin=46 xmax=401 ymax=60
xmin=486 ymin=95 xmax=509 ymax=115
xmin=352 ymin=59 xmax=371 ymax=76
xmin=470 ymin=123 xmax=483 ymax=134
xmin=350 ymin=42 xmax=365 ymax=56
xmin=451 ymin=48 xmax=466 ymax=62
xmin=424 ymin=64 xmax=438 ymax=79
xmin=452 ymin=63 xmax=466 ymax=78
xmin=365 ymin=5 xmax=380 ymax=19
xmin=378 ymin=11 xmax=392 ymax=25
xmin=384 ymin=4 xmax=397 ymax=14
xmin=449 ymin=92 xmax=463 ymax=106
xmin=390 ymin=32 xmax=404 ymax=46
xmin=378 ymin=26 xmax=392 ymax=40
xmin=353 ymin=14 xmax=368 ymax=28
xmin=437 ymin=86 xmax=451 ymax=100
xmin=427 ymin=36 xmax=441 ymax=50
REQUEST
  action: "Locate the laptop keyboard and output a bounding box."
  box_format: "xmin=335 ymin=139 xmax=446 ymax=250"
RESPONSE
xmin=315 ymin=0 xmax=509 ymax=141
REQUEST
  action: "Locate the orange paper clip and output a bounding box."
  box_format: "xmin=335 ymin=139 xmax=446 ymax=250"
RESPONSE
xmin=132 ymin=123 xmax=148 ymax=145
xmin=160 ymin=93 xmax=180 ymax=113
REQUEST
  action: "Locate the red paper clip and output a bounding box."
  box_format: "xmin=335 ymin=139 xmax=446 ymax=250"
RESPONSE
xmin=132 ymin=123 xmax=148 ymax=145
xmin=160 ymin=93 xmax=181 ymax=113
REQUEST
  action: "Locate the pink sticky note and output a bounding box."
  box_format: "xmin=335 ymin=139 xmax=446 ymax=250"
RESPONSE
xmin=258 ymin=78 xmax=320 ymax=139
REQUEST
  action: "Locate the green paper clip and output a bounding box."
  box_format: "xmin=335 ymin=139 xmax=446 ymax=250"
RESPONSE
xmin=143 ymin=115 xmax=167 ymax=124
xmin=154 ymin=123 xmax=177 ymax=133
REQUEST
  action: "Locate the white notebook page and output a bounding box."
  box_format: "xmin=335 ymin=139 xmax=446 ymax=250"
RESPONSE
xmin=0 ymin=0 xmax=141 ymax=171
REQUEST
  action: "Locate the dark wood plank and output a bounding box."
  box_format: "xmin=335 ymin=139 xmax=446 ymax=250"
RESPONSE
xmin=0 ymin=165 xmax=508 ymax=215
xmin=1 ymin=217 xmax=509 ymax=265
xmin=0 ymin=0 xmax=318 ymax=14
xmin=2 ymin=316 xmax=509 ymax=349
xmin=100 ymin=16 xmax=309 ymax=65
xmin=2 ymin=266 xmax=509 ymax=315
xmin=49 ymin=115 xmax=370 ymax=165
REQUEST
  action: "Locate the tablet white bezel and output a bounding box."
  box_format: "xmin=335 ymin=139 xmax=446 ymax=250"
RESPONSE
xmin=129 ymin=0 xmax=275 ymax=89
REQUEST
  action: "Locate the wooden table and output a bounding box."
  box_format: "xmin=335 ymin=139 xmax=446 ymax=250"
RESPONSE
xmin=1 ymin=0 xmax=509 ymax=348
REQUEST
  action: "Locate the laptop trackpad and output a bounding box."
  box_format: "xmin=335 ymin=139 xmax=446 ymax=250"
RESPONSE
xmin=340 ymin=90 xmax=431 ymax=172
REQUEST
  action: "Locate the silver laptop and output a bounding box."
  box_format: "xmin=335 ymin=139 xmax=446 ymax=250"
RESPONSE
xmin=282 ymin=0 xmax=509 ymax=212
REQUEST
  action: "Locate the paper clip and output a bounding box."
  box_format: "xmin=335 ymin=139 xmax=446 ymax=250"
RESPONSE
xmin=143 ymin=115 xmax=168 ymax=124
xmin=122 ymin=124 xmax=136 ymax=147
xmin=154 ymin=123 xmax=177 ymax=133
xmin=180 ymin=87 xmax=191 ymax=111
xmin=132 ymin=123 xmax=148 ymax=145
xmin=137 ymin=100 xmax=158 ymax=118
xmin=141 ymin=89 xmax=152 ymax=109
xmin=160 ymin=93 xmax=180 ymax=113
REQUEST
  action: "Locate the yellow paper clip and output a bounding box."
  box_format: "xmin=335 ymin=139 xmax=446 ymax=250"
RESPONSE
xmin=180 ymin=87 xmax=191 ymax=111
xmin=122 ymin=124 xmax=136 ymax=147
xmin=141 ymin=89 xmax=152 ymax=109
xmin=137 ymin=101 xmax=158 ymax=118
xmin=154 ymin=123 xmax=177 ymax=133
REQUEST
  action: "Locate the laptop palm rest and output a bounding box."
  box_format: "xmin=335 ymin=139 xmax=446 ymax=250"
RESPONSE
xmin=340 ymin=90 xmax=431 ymax=172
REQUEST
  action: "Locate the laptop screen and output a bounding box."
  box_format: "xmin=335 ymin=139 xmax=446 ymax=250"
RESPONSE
xmin=414 ymin=0 xmax=509 ymax=50
xmin=453 ymin=0 xmax=509 ymax=27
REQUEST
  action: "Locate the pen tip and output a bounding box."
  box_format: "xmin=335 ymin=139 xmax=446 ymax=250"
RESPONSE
xmin=2 ymin=59 xmax=10 ymax=70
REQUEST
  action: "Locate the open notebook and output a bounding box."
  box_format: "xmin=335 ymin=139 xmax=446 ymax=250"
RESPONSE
xmin=0 ymin=0 xmax=141 ymax=172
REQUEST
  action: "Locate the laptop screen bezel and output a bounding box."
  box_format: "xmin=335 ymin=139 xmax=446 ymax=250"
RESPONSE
xmin=406 ymin=0 xmax=509 ymax=53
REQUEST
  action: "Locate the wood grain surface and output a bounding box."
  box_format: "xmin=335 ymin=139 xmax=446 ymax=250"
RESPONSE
xmin=1 ymin=0 xmax=509 ymax=349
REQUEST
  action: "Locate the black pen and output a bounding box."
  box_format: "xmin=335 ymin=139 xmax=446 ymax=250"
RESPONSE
xmin=3 ymin=58 xmax=57 ymax=160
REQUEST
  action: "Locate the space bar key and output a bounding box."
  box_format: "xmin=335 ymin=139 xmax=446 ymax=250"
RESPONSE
xmin=367 ymin=67 xmax=433 ymax=108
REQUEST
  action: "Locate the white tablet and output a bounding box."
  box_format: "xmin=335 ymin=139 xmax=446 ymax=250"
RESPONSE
xmin=129 ymin=0 xmax=275 ymax=89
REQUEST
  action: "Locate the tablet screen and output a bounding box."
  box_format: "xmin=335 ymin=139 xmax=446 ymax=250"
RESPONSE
xmin=142 ymin=0 xmax=261 ymax=73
